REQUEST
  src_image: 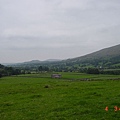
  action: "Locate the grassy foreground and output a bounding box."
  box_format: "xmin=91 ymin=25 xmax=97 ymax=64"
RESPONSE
xmin=0 ymin=73 xmax=120 ymax=120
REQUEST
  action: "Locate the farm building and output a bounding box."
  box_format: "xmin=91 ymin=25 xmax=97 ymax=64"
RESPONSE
xmin=51 ymin=74 xmax=62 ymax=78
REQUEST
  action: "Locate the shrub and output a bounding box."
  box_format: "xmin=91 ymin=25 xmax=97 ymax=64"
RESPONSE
xmin=87 ymin=68 xmax=100 ymax=74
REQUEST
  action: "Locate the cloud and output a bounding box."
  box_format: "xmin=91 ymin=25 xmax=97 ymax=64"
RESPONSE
xmin=0 ymin=0 xmax=120 ymax=62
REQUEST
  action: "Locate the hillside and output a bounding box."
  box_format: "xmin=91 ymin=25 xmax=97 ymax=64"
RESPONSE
xmin=20 ymin=59 xmax=61 ymax=64
xmin=63 ymin=44 xmax=120 ymax=69
xmin=8 ymin=59 xmax=61 ymax=68
xmin=71 ymin=44 xmax=120 ymax=61
xmin=7 ymin=44 xmax=120 ymax=71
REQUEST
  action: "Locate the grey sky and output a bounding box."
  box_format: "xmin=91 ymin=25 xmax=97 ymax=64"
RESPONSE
xmin=0 ymin=0 xmax=120 ymax=63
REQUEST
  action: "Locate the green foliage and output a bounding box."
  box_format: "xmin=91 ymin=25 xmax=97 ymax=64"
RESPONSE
xmin=87 ymin=68 xmax=100 ymax=74
xmin=38 ymin=66 xmax=49 ymax=72
xmin=0 ymin=64 xmax=21 ymax=77
xmin=101 ymin=69 xmax=120 ymax=75
xmin=38 ymin=66 xmax=43 ymax=72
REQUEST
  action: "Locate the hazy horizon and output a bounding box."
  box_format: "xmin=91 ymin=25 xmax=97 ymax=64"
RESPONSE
xmin=0 ymin=0 xmax=120 ymax=63
xmin=2 ymin=44 xmax=119 ymax=64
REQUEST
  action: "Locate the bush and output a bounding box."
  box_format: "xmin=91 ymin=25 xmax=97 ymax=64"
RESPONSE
xmin=100 ymin=70 xmax=120 ymax=75
xmin=87 ymin=68 xmax=100 ymax=74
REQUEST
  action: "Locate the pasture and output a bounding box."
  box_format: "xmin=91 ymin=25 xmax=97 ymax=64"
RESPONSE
xmin=0 ymin=72 xmax=120 ymax=120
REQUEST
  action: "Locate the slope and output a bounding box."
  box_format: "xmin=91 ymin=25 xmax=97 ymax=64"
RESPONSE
xmin=63 ymin=44 xmax=120 ymax=68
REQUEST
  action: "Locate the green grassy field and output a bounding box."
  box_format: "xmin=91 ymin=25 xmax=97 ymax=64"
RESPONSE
xmin=0 ymin=72 xmax=120 ymax=120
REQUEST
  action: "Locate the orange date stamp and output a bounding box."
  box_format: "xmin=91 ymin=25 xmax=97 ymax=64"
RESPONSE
xmin=105 ymin=106 xmax=120 ymax=111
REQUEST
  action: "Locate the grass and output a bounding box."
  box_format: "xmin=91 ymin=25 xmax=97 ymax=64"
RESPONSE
xmin=0 ymin=72 xmax=120 ymax=120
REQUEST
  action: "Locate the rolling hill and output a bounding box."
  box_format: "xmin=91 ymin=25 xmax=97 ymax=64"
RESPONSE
xmin=7 ymin=44 xmax=120 ymax=70
xmin=70 ymin=44 xmax=120 ymax=61
xmin=63 ymin=44 xmax=120 ymax=68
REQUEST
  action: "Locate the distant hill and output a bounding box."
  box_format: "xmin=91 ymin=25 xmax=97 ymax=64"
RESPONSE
xmin=7 ymin=44 xmax=120 ymax=70
xmin=8 ymin=59 xmax=61 ymax=67
xmin=63 ymin=44 xmax=120 ymax=68
xmin=23 ymin=60 xmax=41 ymax=64
xmin=22 ymin=59 xmax=61 ymax=64
xmin=45 ymin=59 xmax=61 ymax=62
xmin=72 ymin=44 xmax=120 ymax=60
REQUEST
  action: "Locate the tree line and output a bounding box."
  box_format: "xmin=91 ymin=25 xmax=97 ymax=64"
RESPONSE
xmin=1 ymin=63 xmax=120 ymax=78
xmin=0 ymin=64 xmax=21 ymax=78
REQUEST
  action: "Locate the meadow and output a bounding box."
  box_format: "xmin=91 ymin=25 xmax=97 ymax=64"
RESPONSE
xmin=0 ymin=72 xmax=120 ymax=120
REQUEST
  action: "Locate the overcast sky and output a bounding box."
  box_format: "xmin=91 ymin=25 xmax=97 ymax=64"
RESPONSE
xmin=0 ymin=0 xmax=120 ymax=63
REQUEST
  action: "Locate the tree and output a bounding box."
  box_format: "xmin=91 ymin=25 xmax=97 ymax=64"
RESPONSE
xmin=12 ymin=69 xmax=21 ymax=75
xmin=44 ymin=66 xmax=49 ymax=72
xmin=87 ymin=68 xmax=100 ymax=74
xmin=38 ymin=66 xmax=43 ymax=72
